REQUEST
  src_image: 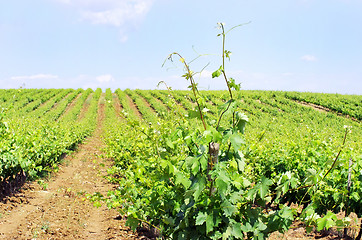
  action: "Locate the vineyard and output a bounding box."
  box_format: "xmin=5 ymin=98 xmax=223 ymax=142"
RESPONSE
xmin=0 ymin=88 xmax=361 ymax=239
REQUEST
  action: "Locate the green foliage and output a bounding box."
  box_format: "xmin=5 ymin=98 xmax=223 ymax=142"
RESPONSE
xmin=0 ymin=88 xmax=100 ymax=182
xmin=100 ymin=23 xmax=361 ymax=239
xmin=284 ymin=91 xmax=362 ymax=121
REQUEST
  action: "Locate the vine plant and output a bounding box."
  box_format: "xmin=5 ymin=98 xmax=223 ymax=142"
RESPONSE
xmin=157 ymin=22 xmax=295 ymax=239
xmin=159 ymin=23 xmax=352 ymax=238
xmin=165 ymin=22 xmax=247 ymax=196
xmin=100 ymin=23 xmax=355 ymax=239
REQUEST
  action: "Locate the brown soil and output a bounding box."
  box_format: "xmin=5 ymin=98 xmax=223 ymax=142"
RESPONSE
xmin=268 ymin=223 xmax=354 ymax=240
xmin=57 ymin=92 xmax=82 ymax=121
xmin=134 ymin=93 xmax=157 ymax=115
xmin=35 ymin=92 xmax=58 ymax=110
xmin=0 ymin=95 xmax=140 ymax=240
xmin=296 ymin=100 xmax=329 ymax=113
xmin=256 ymin=99 xmax=284 ymax=112
xmin=50 ymin=92 xmax=71 ymax=111
xmin=152 ymin=96 xmax=170 ymax=111
xmin=112 ymin=93 xmax=123 ymax=117
xmin=294 ymin=100 xmax=359 ymax=122
xmin=78 ymin=93 xmax=94 ymax=121
xmin=156 ymin=92 xmax=188 ymax=112
xmin=125 ymin=94 xmax=142 ymax=119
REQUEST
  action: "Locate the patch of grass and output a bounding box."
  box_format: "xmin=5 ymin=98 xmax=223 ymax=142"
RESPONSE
xmin=37 ymin=180 xmax=48 ymax=190
xmin=41 ymin=220 xmax=50 ymax=232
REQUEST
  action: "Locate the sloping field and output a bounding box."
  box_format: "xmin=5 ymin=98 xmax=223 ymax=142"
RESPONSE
xmin=0 ymin=89 xmax=361 ymax=239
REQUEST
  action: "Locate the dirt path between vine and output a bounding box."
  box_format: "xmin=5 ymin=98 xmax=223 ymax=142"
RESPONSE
xmin=0 ymin=96 xmax=139 ymax=240
xmin=294 ymin=100 xmax=359 ymax=122
xmin=125 ymin=94 xmax=142 ymax=119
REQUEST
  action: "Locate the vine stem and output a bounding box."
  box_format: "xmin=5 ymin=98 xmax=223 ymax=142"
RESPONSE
xmin=216 ymin=23 xmax=233 ymax=131
xmin=220 ymin=23 xmax=233 ymax=100
xmin=169 ymin=52 xmax=207 ymax=130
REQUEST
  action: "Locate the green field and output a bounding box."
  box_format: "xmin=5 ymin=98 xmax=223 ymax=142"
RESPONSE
xmin=1 ymin=88 xmax=361 ymax=239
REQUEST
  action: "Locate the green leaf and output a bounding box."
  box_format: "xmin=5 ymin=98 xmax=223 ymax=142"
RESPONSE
xmin=188 ymin=157 xmax=200 ymax=176
xmin=199 ymin=154 xmax=208 ymax=172
xmin=231 ymin=221 xmax=244 ymax=239
xmin=246 ymin=187 xmax=258 ymax=201
xmin=93 ymin=201 xmax=102 ymax=208
xmin=204 ymin=126 xmax=222 ymax=143
xmin=267 ymin=206 xmax=295 ymax=232
xmin=206 ymin=214 xmax=215 ymax=233
xmin=212 ymin=66 xmax=224 ymax=78
xmin=222 ymin=225 xmax=232 ymax=240
xmin=221 ymin=200 xmax=238 ymax=217
xmin=211 ymin=231 xmax=222 ymax=240
xmin=196 ymin=212 xmax=207 ymax=225
xmin=166 ymin=138 xmax=174 ymax=149
xmin=175 ymin=171 xmax=191 ymax=189
xmin=304 ymin=168 xmax=319 ymax=185
xmin=235 ymin=151 xmax=246 ymax=171
xmin=230 ymin=133 xmax=244 ymax=151
xmin=191 ymin=175 xmax=206 ymax=201
xmin=203 ymin=130 xmax=213 ymax=143
xmin=258 ymin=176 xmax=273 ymax=198
xmin=215 ymin=170 xmax=231 ymax=197
xmin=351 ymin=191 xmax=360 ymax=201
xmin=229 ymin=77 xmax=241 ymax=91
xmin=126 ymin=217 xmax=140 ymax=231
xmin=229 ymin=191 xmax=242 ymax=204
xmin=162 ymin=216 xmax=174 ymax=225
xmin=240 ymin=222 xmax=253 ymax=232
xmin=317 ymin=211 xmax=337 ymax=231
xmin=235 ymin=112 xmax=248 ymax=134
xmin=225 ymin=50 xmax=232 ymax=60
xmin=182 ymin=70 xmax=194 ymax=80
xmin=188 ymin=108 xmax=202 ymax=119
xmin=218 ymin=99 xmax=236 ymax=119
xmin=256 ymin=220 xmax=268 ymax=231
xmin=229 ymin=159 xmax=238 ymax=170
xmin=306 ymin=225 xmax=314 ymax=233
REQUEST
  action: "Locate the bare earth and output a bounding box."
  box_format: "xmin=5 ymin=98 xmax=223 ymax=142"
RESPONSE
xmin=0 ymin=100 xmax=139 ymax=240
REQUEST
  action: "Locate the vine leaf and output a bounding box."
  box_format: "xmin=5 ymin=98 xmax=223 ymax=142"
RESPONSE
xmin=317 ymin=211 xmax=337 ymax=231
xmin=215 ymin=170 xmax=231 ymax=197
xmin=212 ymin=66 xmax=224 ymax=78
xmin=175 ymin=171 xmax=191 ymax=189
xmin=235 ymin=112 xmax=248 ymax=134
xmin=230 ymin=133 xmax=244 ymax=151
xmin=191 ymin=175 xmax=206 ymax=201
xmin=196 ymin=211 xmax=207 ymax=225
xmin=221 ymin=200 xmax=237 ymax=217
xmin=231 ymin=221 xmax=244 ymax=239
xmin=258 ymin=176 xmax=273 ymax=198
xmin=206 ymin=214 xmax=216 ymax=233
xmin=229 ymin=77 xmax=241 ymax=91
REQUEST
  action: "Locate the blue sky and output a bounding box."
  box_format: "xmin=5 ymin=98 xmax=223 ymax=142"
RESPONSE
xmin=0 ymin=0 xmax=361 ymax=94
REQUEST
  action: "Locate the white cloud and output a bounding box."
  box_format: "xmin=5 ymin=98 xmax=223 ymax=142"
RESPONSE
xmin=80 ymin=1 xmax=152 ymax=26
xmin=11 ymin=74 xmax=59 ymax=80
xmin=54 ymin=0 xmax=154 ymax=41
xmin=96 ymin=74 xmax=115 ymax=83
xmin=301 ymin=54 xmax=317 ymax=62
